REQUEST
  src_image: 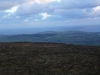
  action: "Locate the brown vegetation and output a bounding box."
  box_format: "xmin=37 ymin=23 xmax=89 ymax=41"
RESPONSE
xmin=0 ymin=42 xmax=99 ymax=75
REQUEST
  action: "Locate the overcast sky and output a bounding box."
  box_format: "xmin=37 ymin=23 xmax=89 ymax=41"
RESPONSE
xmin=0 ymin=0 xmax=100 ymax=29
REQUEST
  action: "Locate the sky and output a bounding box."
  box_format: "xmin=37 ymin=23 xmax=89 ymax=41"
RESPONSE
xmin=0 ymin=0 xmax=100 ymax=30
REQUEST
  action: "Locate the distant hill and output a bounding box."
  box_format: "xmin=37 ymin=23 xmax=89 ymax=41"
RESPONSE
xmin=0 ymin=42 xmax=99 ymax=75
xmin=0 ymin=31 xmax=100 ymax=46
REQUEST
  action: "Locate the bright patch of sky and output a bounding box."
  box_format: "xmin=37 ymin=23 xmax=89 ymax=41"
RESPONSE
xmin=53 ymin=0 xmax=61 ymax=2
xmin=93 ymin=6 xmax=100 ymax=13
xmin=40 ymin=13 xmax=51 ymax=20
xmin=5 ymin=6 xmax=18 ymax=14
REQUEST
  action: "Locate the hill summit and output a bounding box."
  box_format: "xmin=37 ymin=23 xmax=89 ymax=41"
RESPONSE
xmin=0 ymin=42 xmax=99 ymax=75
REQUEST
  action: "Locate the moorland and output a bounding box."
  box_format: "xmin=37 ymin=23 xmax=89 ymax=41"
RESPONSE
xmin=0 ymin=42 xmax=99 ymax=75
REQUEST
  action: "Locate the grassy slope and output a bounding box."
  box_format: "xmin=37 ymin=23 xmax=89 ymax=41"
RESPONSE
xmin=0 ymin=42 xmax=100 ymax=75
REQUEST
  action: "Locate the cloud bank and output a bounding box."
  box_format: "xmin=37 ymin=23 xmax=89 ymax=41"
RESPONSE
xmin=0 ymin=0 xmax=100 ymax=29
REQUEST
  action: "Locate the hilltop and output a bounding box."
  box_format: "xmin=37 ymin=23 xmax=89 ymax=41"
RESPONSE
xmin=0 ymin=42 xmax=99 ymax=75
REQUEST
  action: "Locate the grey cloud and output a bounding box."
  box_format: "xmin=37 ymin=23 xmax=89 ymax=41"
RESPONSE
xmin=15 ymin=2 xmax=43 ymax=15
xmin=15 ymin=0 xmax=100 ymax=14
xmin=0 ymin=0 xmax=27 ymax=10
xmin=1 ymin=0 xmax=100 ymax=22
xmin=0 ymin=2 xmax=17 ymax=10
xmin=58 ymin=0 xmax=100 ymax=9
xmin=53 ymin=9 xmax=89 ymax=19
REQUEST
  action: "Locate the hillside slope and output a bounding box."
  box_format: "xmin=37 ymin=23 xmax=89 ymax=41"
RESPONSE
xmin=0 ymin=31 xmax=100 ymax=46
xmin=0 ymin=42 xmax=99 ymax=75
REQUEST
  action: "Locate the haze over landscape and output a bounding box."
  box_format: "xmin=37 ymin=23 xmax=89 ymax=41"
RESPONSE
xmin=0 ymin=0 xmax=100 ymax=34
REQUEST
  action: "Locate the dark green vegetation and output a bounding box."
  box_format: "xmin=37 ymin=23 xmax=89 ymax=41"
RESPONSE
xmin=0 ymin=42 xmax=100 ymax=75
xmin=0 ymin=31 xmax=100 ymax=46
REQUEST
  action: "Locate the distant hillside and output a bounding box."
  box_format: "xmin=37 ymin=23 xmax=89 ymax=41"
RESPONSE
xmin=0 ymin=31 xmax=100 ymax=46
xmin=1 ymin=25 xmax=100 ymax=34
xmin=0 ymin=42 xmax=99 ymax=75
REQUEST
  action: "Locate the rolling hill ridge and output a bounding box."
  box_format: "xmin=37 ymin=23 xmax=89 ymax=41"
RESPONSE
xmin=0 ymin=31 xmax=100 ymax=46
